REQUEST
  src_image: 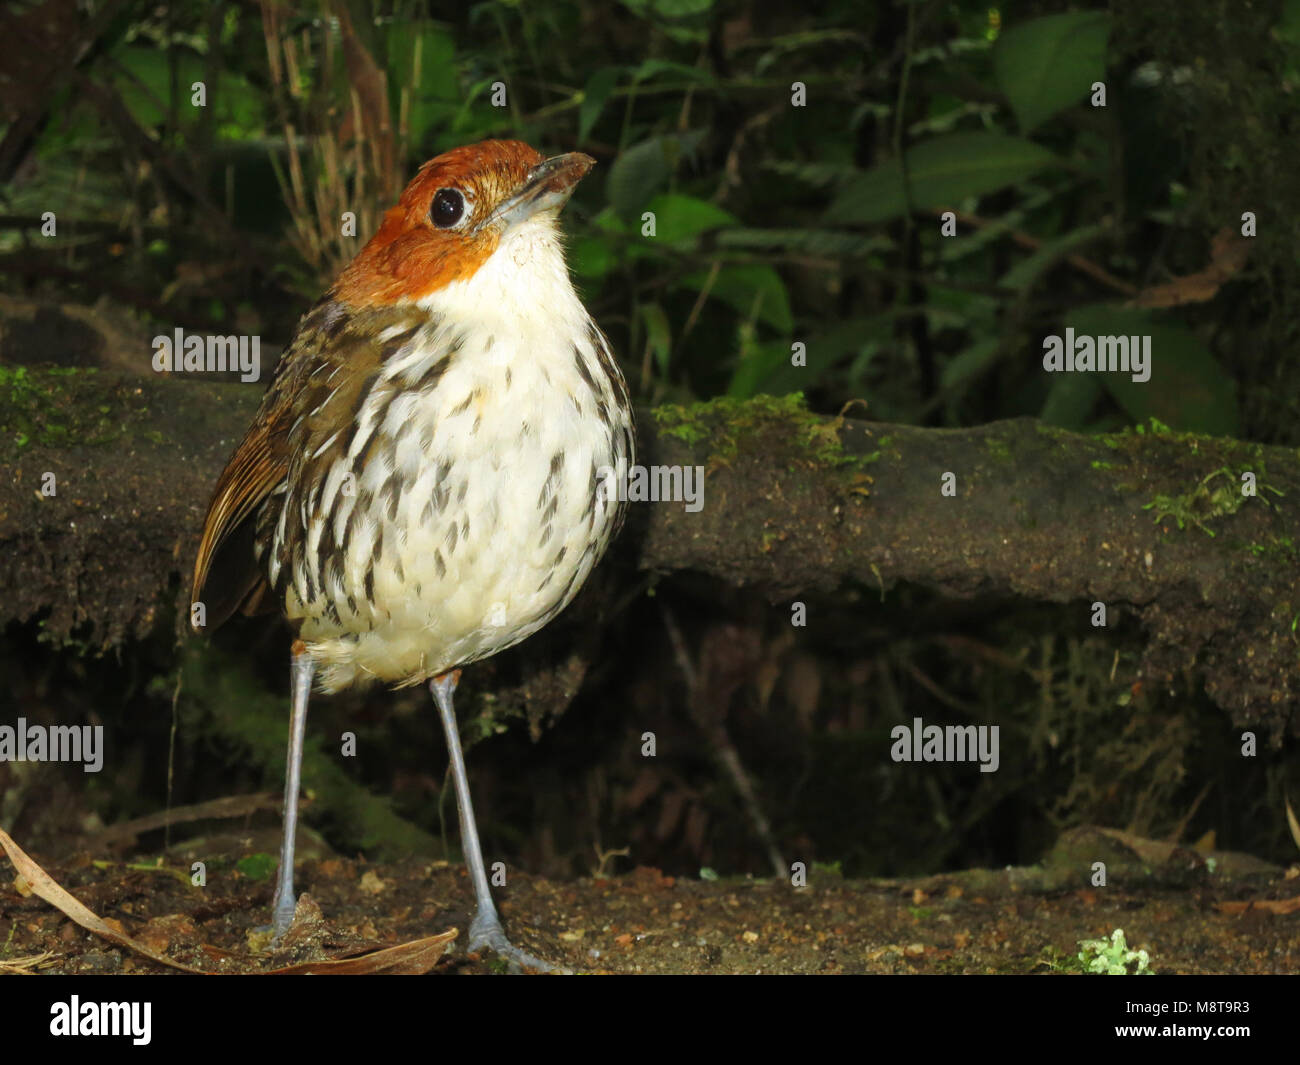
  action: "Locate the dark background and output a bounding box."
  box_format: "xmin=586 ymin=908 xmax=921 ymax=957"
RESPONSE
xmin=1 ymin=0 xmax=1298 ymax=893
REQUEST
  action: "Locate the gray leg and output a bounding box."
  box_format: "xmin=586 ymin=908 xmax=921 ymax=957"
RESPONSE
xmin=270 ymin=643 xmax=314 ymax=940
xmin=430 ymin=672 xmax=562 ymax=973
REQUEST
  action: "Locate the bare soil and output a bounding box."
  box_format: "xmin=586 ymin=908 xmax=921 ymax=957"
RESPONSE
xmin=3 ymin=826 xmax=1296 ymax=974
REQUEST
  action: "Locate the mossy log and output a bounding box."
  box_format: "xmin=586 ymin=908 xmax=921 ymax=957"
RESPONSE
xmin=2 ymin=301 xmax=1298 ymax=737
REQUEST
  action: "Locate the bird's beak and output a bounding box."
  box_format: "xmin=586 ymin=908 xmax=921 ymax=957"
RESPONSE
xmin=478 ymin=152 xmax=595 ymax=233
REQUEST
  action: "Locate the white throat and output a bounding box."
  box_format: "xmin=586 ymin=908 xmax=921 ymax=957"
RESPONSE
xmin=418 ymin=213 xmax=586 ymax=336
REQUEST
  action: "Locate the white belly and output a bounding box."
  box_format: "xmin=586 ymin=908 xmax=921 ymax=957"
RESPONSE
xmin=285 ymin=325 xmax=628 ymax=691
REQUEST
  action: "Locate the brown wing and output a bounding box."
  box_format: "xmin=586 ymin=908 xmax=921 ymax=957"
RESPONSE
xmin=190 ymin=299 xmax=434 ymax=632
xmin=189 ymin=299 xmax=347 ymax=631
xmin=190 ymin=385 xmax=289 ymax=631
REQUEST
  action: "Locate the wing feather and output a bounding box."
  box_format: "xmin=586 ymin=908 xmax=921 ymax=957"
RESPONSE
xmin=188 ymin=298 xmax=345 ymax=630
xmin=190 ymin=299 xmax=431 ymax=632
xmin=189 ymin=373 xmax=293 ymax=629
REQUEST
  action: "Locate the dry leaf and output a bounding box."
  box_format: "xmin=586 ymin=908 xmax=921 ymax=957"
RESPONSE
xmin=267 ymin=931 xmax=456 ymax=975
xmin=1 ymin=827 xmax=457 ymax=975
xmin=1128 ymin=228 xmax=1251 ymax=308
xmin=1285 ymin=792 xmax=1300 ymax=855
xmin=0 ymin=827 xmax=205 ymax=973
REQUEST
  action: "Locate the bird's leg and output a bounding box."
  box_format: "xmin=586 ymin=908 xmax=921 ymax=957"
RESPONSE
xmin=270 ymin=640 xmax=314 ymax=941
xmin=430 ymin=671 xmax=562 ymax=973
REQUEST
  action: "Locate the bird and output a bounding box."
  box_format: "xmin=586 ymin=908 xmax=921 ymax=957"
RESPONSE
xmin=189 ymin=139 xmax=635 ymax=972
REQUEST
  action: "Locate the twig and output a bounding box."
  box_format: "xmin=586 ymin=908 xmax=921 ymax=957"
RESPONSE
xmin=661 ymin=605 xmax=787 ymax=880
xmin=933 ymin=208 xmax=1136 ymax=296
xmin=86 ymin=792 xmax=284 ymax=846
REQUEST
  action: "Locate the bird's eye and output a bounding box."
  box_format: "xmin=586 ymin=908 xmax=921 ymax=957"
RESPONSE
xmin=430 ymin=188 xmax=466 ymax=229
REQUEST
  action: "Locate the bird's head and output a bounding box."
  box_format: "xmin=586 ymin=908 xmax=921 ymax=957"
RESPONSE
xmin=333 ymin=140 xmax=595 ymax=307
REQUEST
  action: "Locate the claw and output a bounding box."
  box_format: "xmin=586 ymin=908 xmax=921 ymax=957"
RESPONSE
xmin=468 ymin=912 xmax=568 ymax=974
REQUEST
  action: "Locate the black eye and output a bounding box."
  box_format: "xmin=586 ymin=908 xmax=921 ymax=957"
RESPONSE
xmin=430 ymin=188 xmax=465 ymax=228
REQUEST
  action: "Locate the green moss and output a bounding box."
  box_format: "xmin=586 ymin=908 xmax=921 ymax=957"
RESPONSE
xmin=35 ymin=617 xmax=98 ymax=655
xmin=1098 ymin=418 xmax=1271 ymax=466
xmin=1137 ymin=417 xmax=1172 ymax=436
xmin=1245 ymin=535 xmax=1297 ymax=561
xmin=651 ymin=392 xmax=874 ymax=471
xmin=1034 ymin=422 xmax=1074 ymax=442
xmin=236 ymin=853 xmax=277 ymax=881
xmin=1143 ymin=465 xmax=1282 ymax=537
xmin=653 ymin=393 xmax=808 ymax=461
xmin=1097 ymin=417 xmax=1183 ymax=453
xmin=1038 ymin=944 xmax=1086 ymax=973
xmin=0 ymin=366 xmax=124 ymax=450
xmin=984 ymin=435 xmax=1013 ymax=462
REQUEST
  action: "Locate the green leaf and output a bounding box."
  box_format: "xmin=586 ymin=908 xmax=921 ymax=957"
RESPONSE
xmin=1040 ymin=372 xmax=1102 ymax=430
xmin=389 ymin=26 xmax=460 ymax=145
xmin=727 ymin=338 xmax=797 ymax=398
xmin=826 ymin=133 xmax=1061 ymax=225
xmin=571 ymin=208 xmax=640 ymax=278
xmin=606 ymin=130 xmax=704 ymax=220
xmin=618 ymin=0 xmax=709 ymax=39
xmin=1278 ymin=0 xmax=1300 ymax=44
xmin=651 ymin=0 xmax=714 ymax=16
xmin=112 ymin=45 xmax=208 ymax=128
xmin=629 ymin=57 xmax=711 ymax=83
xmin=941 ymin=338 xmax=1002 ymax=390
xmin=578 ymin=68 xmax=621 ymax=145
xmin=638 ymin=302 xmax=673 ymax=378
xmin=994 ymin=12 xmax=1110 ymax=133
xmin=727 ymin=319 xmax=875 ymax=397
xmin=678 ymin=264 xmax=792 ymax=332
xmin=717 ymin=228 xmax=894 ymax=258
xmin=937 ymin=184 xmax=1063 ymax=264
xmin=236 ymin=853 xmax=277 ymax=881
xmin=1000 ymin=223 xmax=1105 ymax=292
xmin=1062 ymin=305 xmax=1238 ymax=435
xmin=1277 ymin=0 xmax=1300 ymax=83
xmin=621 ymin=0 xmax=714 ymax=21
xmin=570 ymin=235 xmax=614 ymax=280
xmin=762 ymin=159 xmax=862 ymax=188
xmin=647 ymin=192 xmax=737 ymax=246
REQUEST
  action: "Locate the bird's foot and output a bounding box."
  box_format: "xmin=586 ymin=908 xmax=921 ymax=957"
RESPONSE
xmin=468 ymin=912 xmax=568 ymax=974
xmin=269 ymin=893 xmax=297 ymax=944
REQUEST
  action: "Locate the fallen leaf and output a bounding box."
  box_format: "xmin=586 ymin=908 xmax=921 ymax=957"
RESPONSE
xmin=0 ymin=828 xmax=457 ymax=975
xmin=1285 ymin=792 xmax=1300 ymax=856
xmin=266 ymin=931 xmax=457 ymax=975
xmin=1128 ymin=228 xmax=1251 ymax=308
xmin=0 ymin=827 xmax=205 ymax=973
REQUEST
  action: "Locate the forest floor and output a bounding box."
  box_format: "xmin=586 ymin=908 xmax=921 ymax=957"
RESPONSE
xmin=2 ymin=824 xmax=1296 ymax=975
